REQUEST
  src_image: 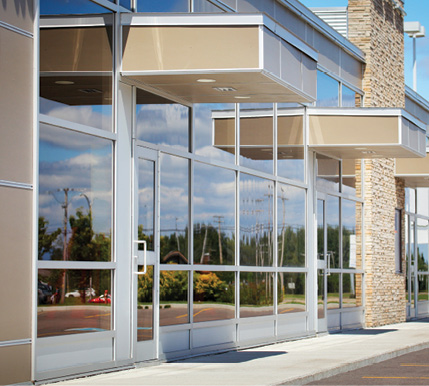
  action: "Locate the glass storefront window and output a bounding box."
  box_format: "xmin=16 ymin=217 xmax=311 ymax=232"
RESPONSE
xmin=138 ymin=159 xmax=155 ymax=251
xmin=239 ymin=104 xmax=274 ymax=174
xmin=137 ymin=0 xmax=189 ymax=12
xmin=343 ymin=273 xmax=360 ymax=308
xmin=277 ymin=184 xmax=306 ymax=267
xmin=193 ymin=163 xmax=235 ymax=265
xmin=40 ymin=16 xmax=113 ymax=132
xmin=342 ymin=199 xmax=359 ymax=269
xmin=137 ymin=265 xmax=154 ymax=341
xmin=316 ymin=71 xmax=339 ymax=107
xmin=240 ymin=174 xmax=274 ymax=266
xmin=38 ymin=124 xmax=112 ymax=262
xmin=193 ymin=271 xmax=235 ymax=322
xmin=160 ymin=154 xmax=189 ymax=264
xmin=194 ymin=103 xmax=235 ymax=163
xmin=326 ymin=195 xmax=340 ymax=269
xmin=240 ymin=272 xmax=274 ymax=317
xmin=406 ymin=188 xmax=416 ymax=213
xmin=417 ymin=218 xmax=429 ymax=272
xmin=38 ymin=269 xmax=112 ymax=337
xmin=418 ymin=275 xmax=429 ymax=302
xmin=327 ymin=273 xmax=340 ymax=309
xmin=277 ymin=107 xmax=304 ymax=182
xmin=277 ymin=273 xmax=306 ymax=314
xmin=417 ymin=189 xmax=429 ymax=217
xmin=136 ymin=88 xmax=190 ymax=152
xmin=159 ymin=270 xmax=189 ymax=326
xmin=342 ymin=159 xmax=360 ymax=196
xmin=316 ymin=154 xmax=340 ymax=192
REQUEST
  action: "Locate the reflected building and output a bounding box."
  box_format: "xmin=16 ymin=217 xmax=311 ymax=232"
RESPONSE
xmin=2 ymin=0 xmax=429 ymax=384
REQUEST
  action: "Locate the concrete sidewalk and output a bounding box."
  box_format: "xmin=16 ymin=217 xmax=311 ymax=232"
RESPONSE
xmin=51 ymin=320 xmax=429 ymax=386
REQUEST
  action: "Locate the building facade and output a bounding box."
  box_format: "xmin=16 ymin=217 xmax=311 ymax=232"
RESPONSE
xmin=1 ymin=0 xmax=429 ymax=384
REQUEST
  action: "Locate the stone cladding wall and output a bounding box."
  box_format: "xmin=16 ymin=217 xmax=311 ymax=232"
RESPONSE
xmin=348 ymin=0 xmax=406 ymax=326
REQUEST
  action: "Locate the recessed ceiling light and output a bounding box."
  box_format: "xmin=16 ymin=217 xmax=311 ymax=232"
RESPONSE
xmin=197 ymin=78 xmax=216 ymax=83
xmin=55 ymin=80 xmax=75 ymax=85
xmin=235 ymin=96 xmax=251 ymax=99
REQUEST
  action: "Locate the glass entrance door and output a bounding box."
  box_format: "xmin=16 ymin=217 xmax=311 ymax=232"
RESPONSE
xmin=133 ymin=146 xmax=159 ymax=362
xmin=317 ymin=198 xmax=328 ymax=332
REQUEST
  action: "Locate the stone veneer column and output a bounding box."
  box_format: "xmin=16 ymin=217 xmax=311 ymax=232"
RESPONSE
xmin=348 ymin=0 xmax=406 ymax=326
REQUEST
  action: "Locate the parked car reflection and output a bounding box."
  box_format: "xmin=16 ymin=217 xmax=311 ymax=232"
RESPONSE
xmin=89 ymin=294 xmax=111 ymax=304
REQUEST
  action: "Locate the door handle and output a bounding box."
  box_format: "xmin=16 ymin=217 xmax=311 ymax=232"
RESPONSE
xmin=134 ymin=240 xmax=147 ymax=275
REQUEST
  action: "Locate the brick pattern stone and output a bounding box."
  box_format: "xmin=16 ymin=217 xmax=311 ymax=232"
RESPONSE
xmin=348 ymin=0 xmax=406 ymax=327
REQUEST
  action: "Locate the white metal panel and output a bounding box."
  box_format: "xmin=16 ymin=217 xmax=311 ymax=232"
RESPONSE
xmin=341 ymin=308 xmax=364 ymax=328
xmin=277 ymin=314 xmax=308 ymax=337
xmin=239 ymin=321 xmax=275 ymax=342
xmin=159 ymin=330 xmax=190 ymax=354
xmin=193 ymin=325 xmax=236 ymax=348
xmin=36 ymin=334 xmax=113 ymax=372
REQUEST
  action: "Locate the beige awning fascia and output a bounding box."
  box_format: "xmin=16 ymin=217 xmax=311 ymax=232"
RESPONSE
xmin=395 ymin=152 xmax=429 ymax=187
xmin=121 ymin=13 xmax=318 ymax=104
xmin=308 ymin=108 xmax=426 ymax=159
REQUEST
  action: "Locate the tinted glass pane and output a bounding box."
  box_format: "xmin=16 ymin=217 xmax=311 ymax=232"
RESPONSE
xmin=137 ymin=265 xmax=154 ymax=341
xmin=418 ymin=275 xmax=429 ymax=301
xmin=38 ymin=124 xmax=112 ymax=262
xmin=136 ymin=89 xmax=190 ymax=151
xmin=417 ymin=189 xmax=429 ymax=216
xmin=342 ymin=199 xmax=359 ymax=269
xmin=326 ymin=195 xmax=340 ymax=269
xmin=120 ymin=0 xmax=132 ymax=10
xmin=38 ymin=269 xmax=112 ymax=337
xmin=406 ymin=188 xmax=416 ymax=213
xmin=137 ymin=0 xmax=189 ymax=12
xmin=159 ymin=270 xmax=189 ymax=326
xmin=239 ymin=104 xmax=274 ymax=174
xmin=193 ymin=271 xmax=235 ymax=322
xmin=240 ymin=272 xmax=274 ymax=317
xmin=316 ymin=154 xmax=340 ymax=192
xmin=343 ymin=273 xmax=361 ymax=308
xmin=277 ymin=184 xmax=306 ymax=267
xmin=417 ymin=218 xmax=429 ymax=272
xmin=160 ymin=154 xmax=189 ymax=264
xmin=138 ymin=159 xmax=155 ymax=251
xmin=40 ymin=19 xmax=113 ymax=132
xmin=342 ymin=159 xmax=359 ymax=196
xmin=194 ymin=163 xmax=235 ymax=265
xmin=277 ymin=272 xmax=305 ymax=314
xmin=316 ymin=71 xmax=339 ymax=107
xmin=193 ymin=0 xmax=225 ymax=12
xmin=277 ymin=107 xmax=304 ymax=182
xmin=327 ymin=273 xmax=340 ymax=309
xmin=240 ymin=174 xmax=274 ymax=266
xmin=341 ymin=84 xmax=359 ymax=107
xmin=194 ymin=103 xmax=235 ymax=163
xmin=41 ymin=0 xmax=111 ymax=15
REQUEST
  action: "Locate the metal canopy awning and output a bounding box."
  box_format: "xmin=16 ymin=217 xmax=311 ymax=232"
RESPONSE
xmin=309 ymin=108 xmax=427 ymax=159
xmin=121 ymin=14 xmax=318 ymax=104
xmin=395 ymin=155 xmax=429 ymax=187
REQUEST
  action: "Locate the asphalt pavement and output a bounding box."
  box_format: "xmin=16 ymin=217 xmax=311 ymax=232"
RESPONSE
xmin=49 ymin=319 xmax=429 ymax=386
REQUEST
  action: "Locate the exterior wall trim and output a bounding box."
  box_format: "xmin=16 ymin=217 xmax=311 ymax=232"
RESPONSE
xmin=0 ymin=180 xmax=33 ymax=190
xmin=0 ymin=339 xmax=32 ymax=347
xmin=0 ymin=20 xmax=33 ymax=38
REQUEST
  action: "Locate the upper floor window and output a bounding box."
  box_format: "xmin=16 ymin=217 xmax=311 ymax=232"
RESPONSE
xmin=316 ymin=71 xmax=339 ymax=107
